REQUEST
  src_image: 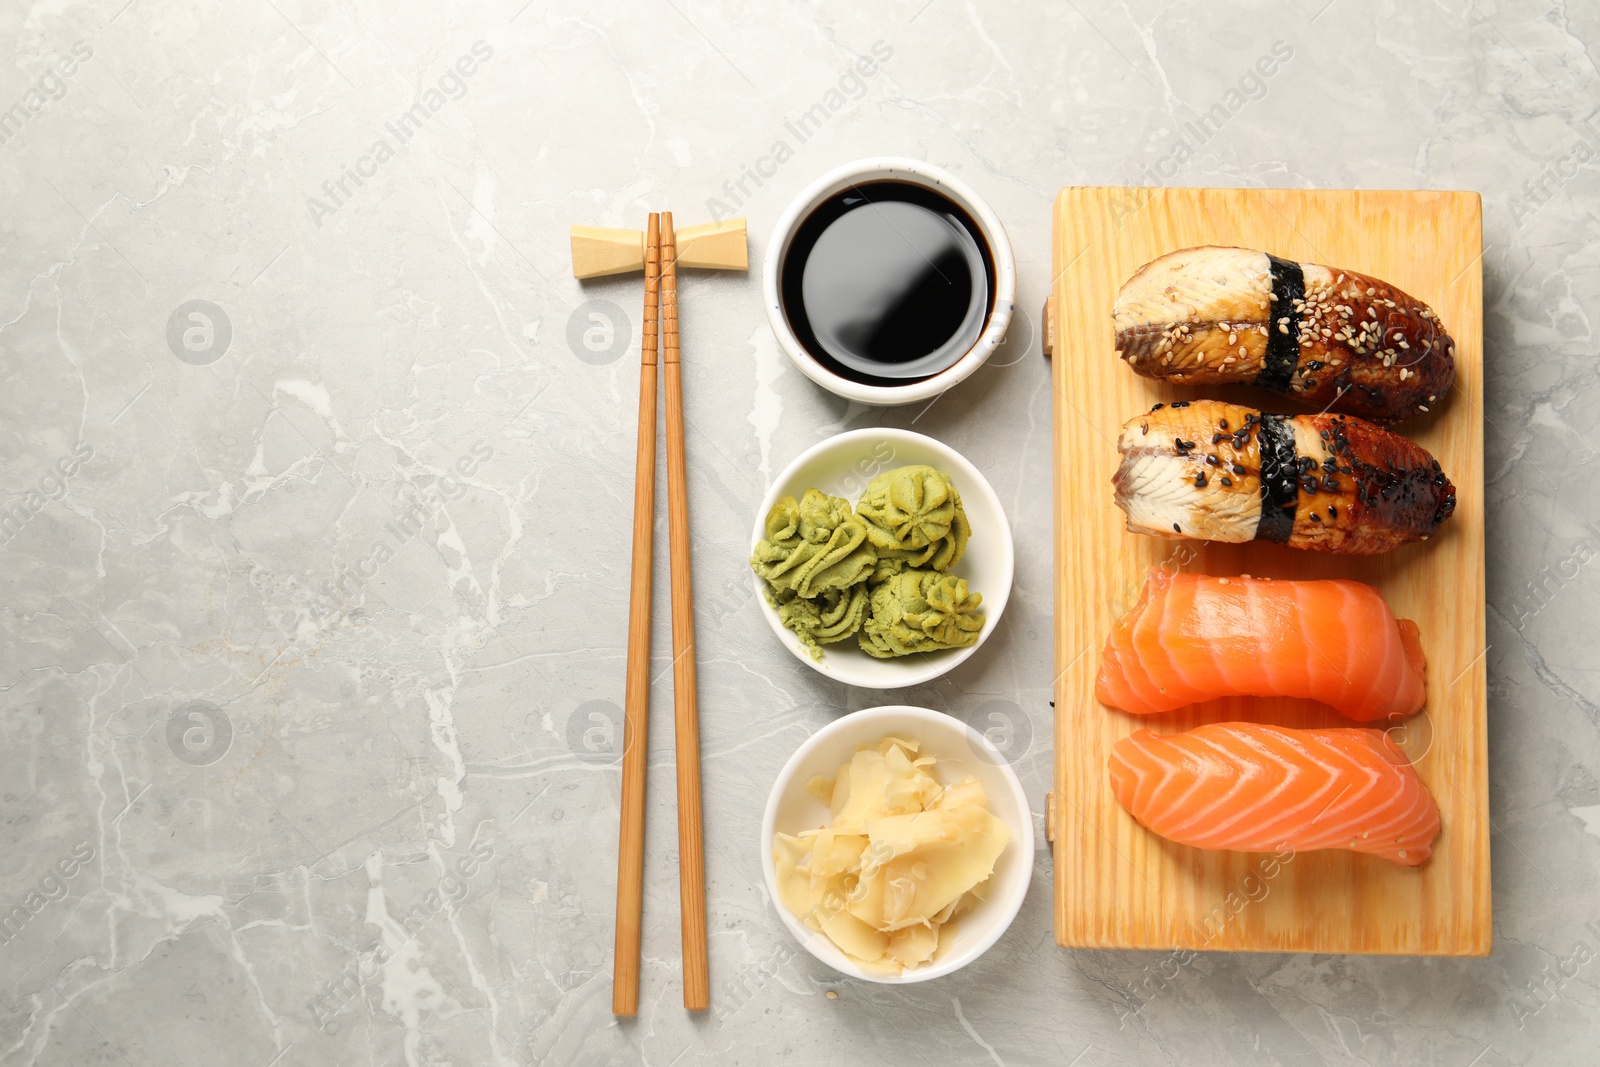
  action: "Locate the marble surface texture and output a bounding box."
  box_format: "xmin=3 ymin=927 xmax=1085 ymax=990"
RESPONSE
xmin=3 ymin=1 xmax=1599 ymax=1064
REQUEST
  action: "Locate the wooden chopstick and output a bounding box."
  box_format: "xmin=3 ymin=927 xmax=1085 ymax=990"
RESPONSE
xmin=612 ymin=212 xmax=661 ymax=1018
xmin=660 ymin=211 xmax=710 ymax=1011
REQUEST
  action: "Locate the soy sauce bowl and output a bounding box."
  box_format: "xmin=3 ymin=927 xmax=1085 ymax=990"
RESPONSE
xmin=764 ymin=157 xmax=1016 ymax=407
xmin=750 ymin=428 xmax=1014 ymax=688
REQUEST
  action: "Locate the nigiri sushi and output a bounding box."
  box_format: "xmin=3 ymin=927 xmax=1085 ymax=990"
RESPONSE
xmin=1114 ymin=400 xmax=1456 ymax=555
xmin=1109 ymin=722 xmax=1441 ymax=866
xmin=1096 ymin=569 xmax=1426 ymax=722
xmin=1113 ymin=245 xmax=1456 ymax=424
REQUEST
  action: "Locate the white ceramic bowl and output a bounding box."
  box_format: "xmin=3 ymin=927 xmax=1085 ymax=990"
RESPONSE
xmin=763 ymin=157 xmax=1017 ymax=406
xmin=750 ymin=428 xmax=1013 ymax=689
xmin=760 ymin=705 xmax=1033 ymax=984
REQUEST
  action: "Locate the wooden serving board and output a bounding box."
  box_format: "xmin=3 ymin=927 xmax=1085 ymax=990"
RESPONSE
xmin=1047 ymin=187 xmax=1488 ymax=955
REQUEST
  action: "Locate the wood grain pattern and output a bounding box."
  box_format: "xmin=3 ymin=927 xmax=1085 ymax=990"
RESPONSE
xmin=1049 ymin=187 xmax=1489 ymax=955
xmin=613 ymin=213 xmax=660 ymax=1016
xmin=662 ymin=213 xmax=711 ymax=1009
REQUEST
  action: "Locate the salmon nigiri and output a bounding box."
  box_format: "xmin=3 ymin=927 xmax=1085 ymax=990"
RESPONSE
xmin=1096 ymin=569 xmax=1426 ymax=722
xmin=1109 ymin=722 xmax=1441 ymax=866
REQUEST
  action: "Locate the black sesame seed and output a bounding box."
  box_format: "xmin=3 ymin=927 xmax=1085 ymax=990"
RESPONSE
xmin=1232 ymin=463 xmax=1246 ymax=475
xmin=1171 ymin=400 xmax=1190 ymax=409
xmin=1329 ymin=505 xmax=1338 ymax=519
xmin=1195 ymin=472 xmax=1208 ymax=487
xmin=1220 ymin=476 xmax=1233 ymax=487
xmin=1151 ymin=403 xmax=1165 ymax=411
xmin=1206 ymin=454 xmax=1220 ymax=467
xmin=1212 ymin=433 xmax=1224 ymax=444
xmin=1173 ymin=522 xmax=1182 ymax=532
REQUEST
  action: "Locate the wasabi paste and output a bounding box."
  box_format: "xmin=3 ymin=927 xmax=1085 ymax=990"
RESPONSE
xmin=859 ymin=570 xmax=985 ymax=659
xmin=751 ymin=466 xmax=985 ymax=660
xmin=855 ymin=464 xmax=970 ymax=573
xmin=750 ymin=488 xmax=877 ymax=599
xmin=770 ymin=585 xmax=870 ymax=660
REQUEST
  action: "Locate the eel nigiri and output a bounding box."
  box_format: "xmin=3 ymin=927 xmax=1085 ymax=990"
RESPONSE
xmin=1114 ymin=399 xmax=1456 ymax=555
xmin=1096 ymin=569 xmax=1426 ymax=721
xmin=1109 ymin=722 xmax=1441 ymax=866
xmin=1114 ymin=246 xmax=1456 ymax=424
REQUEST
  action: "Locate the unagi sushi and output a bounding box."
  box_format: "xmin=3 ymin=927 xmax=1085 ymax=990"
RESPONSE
xmin=1114 ymin=400 xmax=1456 ymax=554
xmin=1109 ymin=722 xmax=1441 ymax=866
xmin=1096 ymin=569 xmax=1426 ymax=722
xmin=1114 ymin=246 xmax=1456 ymax=424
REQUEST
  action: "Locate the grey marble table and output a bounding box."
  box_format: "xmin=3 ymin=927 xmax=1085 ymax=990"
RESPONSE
xmin=3 ymin=1 xmax=1598 ymax=1064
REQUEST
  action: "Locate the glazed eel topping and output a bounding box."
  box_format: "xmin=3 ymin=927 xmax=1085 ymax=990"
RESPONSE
xmin=1114 ymin=246 xmax=1457 ymax=424
xmin=1113 ymin=399 xmax=1456 ymax=555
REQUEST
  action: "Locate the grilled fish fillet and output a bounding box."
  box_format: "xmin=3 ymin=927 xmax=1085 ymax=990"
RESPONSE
xmin=1114 ymin=246 xmax=1456 ymax=424
xmin=1113 ymin=400 xmax=1456 ymax=554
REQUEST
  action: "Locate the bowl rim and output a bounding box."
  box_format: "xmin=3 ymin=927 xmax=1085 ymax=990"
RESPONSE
xmin=759 ymin=704 xmax=1034 ymax=984
xmin=748 ymin=427 xmax=1015 ymax=689
xmin=761 ymin=156 xmax=1017 ymax=407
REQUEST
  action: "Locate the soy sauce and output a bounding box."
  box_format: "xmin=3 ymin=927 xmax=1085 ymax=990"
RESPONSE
xmin=780 ymin=181 xmax=993 ymax=385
